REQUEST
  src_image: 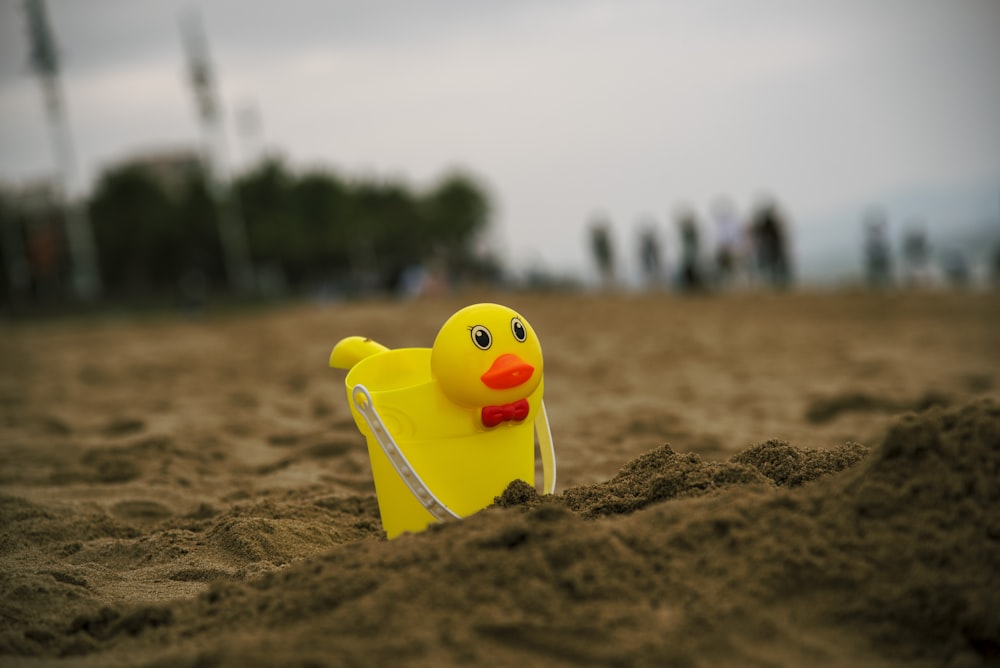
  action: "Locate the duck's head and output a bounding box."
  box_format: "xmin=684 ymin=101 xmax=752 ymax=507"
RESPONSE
xmin=430 ymin=303 xmax=543 ymax=411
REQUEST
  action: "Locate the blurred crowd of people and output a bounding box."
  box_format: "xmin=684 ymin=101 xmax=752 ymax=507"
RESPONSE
xmin=589 ymin=197 xmax=794 ymax=293
xmin=589 ymin=198 xmax=1000 ymax=294
xmin=862 ymin=208 xmax=982 ymax=291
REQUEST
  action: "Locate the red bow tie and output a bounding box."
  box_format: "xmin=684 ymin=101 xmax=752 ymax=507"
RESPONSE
xmin=481 ymin=398 xmax=530 ymax=428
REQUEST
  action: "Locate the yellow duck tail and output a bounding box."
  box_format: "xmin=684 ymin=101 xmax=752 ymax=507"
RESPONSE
xmin=329 ymin=336 xmax=390 ymax=370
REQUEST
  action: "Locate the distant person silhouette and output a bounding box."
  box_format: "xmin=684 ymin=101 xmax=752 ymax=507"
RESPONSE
xmin=711 ymin=197 xmax=742 ymax=289
xmin=750 ymin=200 xmax=792 ymax=290
xmin=675 ymin=208 xmax=704 ymax=292
xmin=901 ymin=223 xmax=931 ymax=289
xmin=637 ymin=224 xmax=663 ymax=290
xmin=589 ymin=218 xmax=616 ymax=290
xmin=993 ymin=243 xmax=1000 ymax=287
xmin=863 ymin=208 xmax=893 ymax=290
xmin=941 ymin=248 xmax=970 ymax=289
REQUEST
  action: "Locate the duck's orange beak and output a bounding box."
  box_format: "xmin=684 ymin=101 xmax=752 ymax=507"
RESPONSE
xmin=481 ymin=353 xmax=534 ymax=389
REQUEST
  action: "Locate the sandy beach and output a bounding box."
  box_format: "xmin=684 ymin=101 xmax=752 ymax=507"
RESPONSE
xmin=2 ymin=290 xmax=998 ymax=666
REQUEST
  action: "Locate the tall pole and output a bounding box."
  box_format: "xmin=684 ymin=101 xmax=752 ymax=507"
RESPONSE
xmin=235 ymin=99 xmax=264 ymax=172
xmin=24 ymin=0 xmax=101 ymax=300
xmin=180 ymin=9 xmax=254 ymax=295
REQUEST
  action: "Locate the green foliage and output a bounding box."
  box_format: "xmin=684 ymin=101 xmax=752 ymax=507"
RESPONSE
xmin=88 ymin=164 xmax=223 ymax=296
xmin=89 ymin=166 xmax=177 ymax=291
xmin=424 ymin=171 xmax=490 ymax=250
xmin=234 ymin=159 xmax=493 ymax=290
xmin=83 ymin=157 xmax=495 ymax=297
xmin=423 ymin=171 xmax=491 ymax=274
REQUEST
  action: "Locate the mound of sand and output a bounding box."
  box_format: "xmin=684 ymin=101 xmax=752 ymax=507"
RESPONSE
xmin=2 ymin=400 xmax=997 ymax=667
xmin=2 ymin=293 xmax=998 ymax=666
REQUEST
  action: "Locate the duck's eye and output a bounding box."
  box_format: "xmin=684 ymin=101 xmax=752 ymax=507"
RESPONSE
xmin=470 ymin=325 xmax=492 ymax=350
xmin=510 ymin=317 xmax=527 ymax=342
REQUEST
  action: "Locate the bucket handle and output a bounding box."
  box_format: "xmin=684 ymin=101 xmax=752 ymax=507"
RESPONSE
xmin=353 ymin=384 xmax=459 ymax=522
xmin=351 ymin=384 xmax=557 ymax=523
xmin=537 ymin=401 xmax=557 ymax=495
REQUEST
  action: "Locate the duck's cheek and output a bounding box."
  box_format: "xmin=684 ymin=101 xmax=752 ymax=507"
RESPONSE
xmin=438 ymin=378 xmax=540 ymax=410
xmin=433 ymin=371 xmax=494 ymax=409
xmin=522 ymin=372 xmax=543 ymax=397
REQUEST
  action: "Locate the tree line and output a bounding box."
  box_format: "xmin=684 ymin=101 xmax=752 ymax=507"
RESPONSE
xmin=0 ymin=158 xmax=496 ymax=304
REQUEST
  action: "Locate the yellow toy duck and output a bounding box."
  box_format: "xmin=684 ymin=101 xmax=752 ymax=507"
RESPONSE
xmin=330 ymin=303 xmax=555 ymax=538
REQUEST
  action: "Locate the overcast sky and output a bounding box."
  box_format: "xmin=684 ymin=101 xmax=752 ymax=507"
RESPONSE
xmin=1 ymin=0 xmax=998 ymax=281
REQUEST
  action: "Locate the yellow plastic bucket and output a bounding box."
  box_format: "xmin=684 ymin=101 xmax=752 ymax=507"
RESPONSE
xmin=344 ymin=347 xmax=553 ymax=539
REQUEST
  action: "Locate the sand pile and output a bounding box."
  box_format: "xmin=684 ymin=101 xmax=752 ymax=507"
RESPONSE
xmin=2 ymin=293 xmax=997 ymax=666
xmin=3 ymin=400 xmax=996 ymax=667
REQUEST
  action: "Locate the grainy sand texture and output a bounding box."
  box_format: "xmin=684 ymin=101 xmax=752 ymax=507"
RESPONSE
xmin=2 ymin=291 xmax=998 ymax=667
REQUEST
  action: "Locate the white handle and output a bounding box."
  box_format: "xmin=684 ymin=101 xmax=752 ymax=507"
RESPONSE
xmin=538 ymin=401 xmax=557 ymax=494
xmin=352 ymin=384 xmax=460 ymax=522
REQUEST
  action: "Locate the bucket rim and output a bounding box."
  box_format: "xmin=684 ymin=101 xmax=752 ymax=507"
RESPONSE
xmin=344 ymin=347 xmax=433 ymax=394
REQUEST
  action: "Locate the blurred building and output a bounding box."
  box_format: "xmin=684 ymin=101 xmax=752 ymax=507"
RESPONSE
xmin=99 ymin=147 xmax=204 ymax=199
xmin=0 ymin=178 xmax=69 ymax=302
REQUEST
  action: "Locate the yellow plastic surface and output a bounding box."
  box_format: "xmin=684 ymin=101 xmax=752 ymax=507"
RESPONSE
xmin=345 ymin=347 xmax=539 ymax=538
xmin=430 ymin=303 xmax=543 ymax=408
xmin=329 ymin=336 xmax=389 ymax=370
xmin=333 ymin=303 xmax=549 ymax=539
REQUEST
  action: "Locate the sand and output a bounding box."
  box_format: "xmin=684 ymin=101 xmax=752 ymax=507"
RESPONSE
xmin=1 ymin=291 xmax=998 ymax=667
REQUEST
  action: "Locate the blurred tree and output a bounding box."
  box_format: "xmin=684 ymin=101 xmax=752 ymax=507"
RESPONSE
xmin=234 ymin=159 xmax=299 ymax=278
xmin=174 ymin=173 xmax=226 ymax=288
xmin=351 ymin=179 xmax=424 ymax=290
xmin=292 ymin=170 xmax=352 ymax=278
xmin=88 ymin=166 xmax=180 ymax=294
xmin=81 ymin=156 xmax=495 ymax=300
xmin=421 ymin=171 xmax=490 ymax=279
xmin=88 ymin=163 xmax=226 ymax=297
